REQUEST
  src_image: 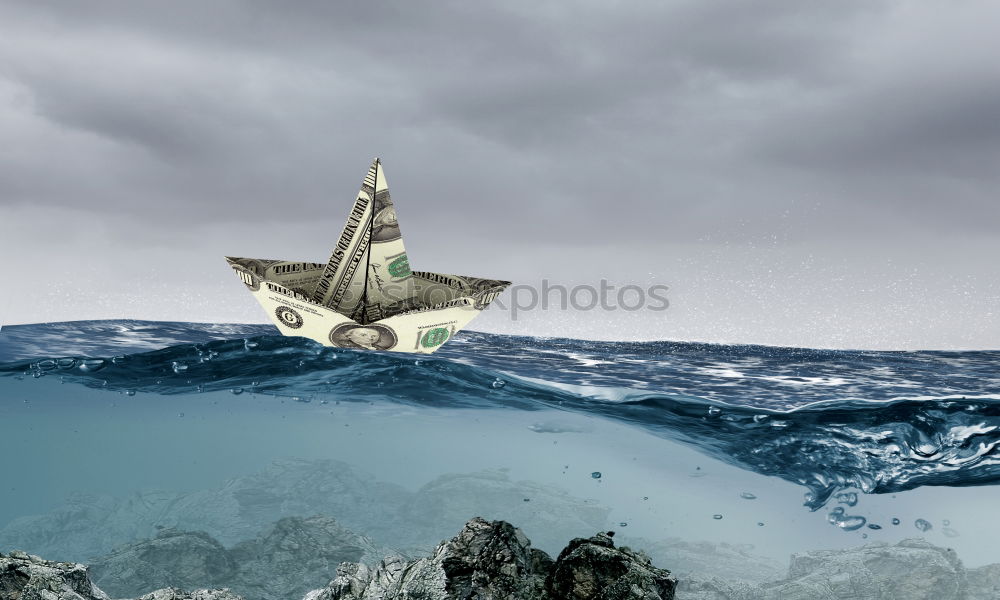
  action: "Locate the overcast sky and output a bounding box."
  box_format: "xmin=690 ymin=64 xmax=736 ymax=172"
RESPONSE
xmin=1 ymin=1 xmax=998 ymax=349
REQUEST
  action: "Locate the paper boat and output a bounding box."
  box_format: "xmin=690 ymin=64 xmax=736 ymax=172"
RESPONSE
xmin=225 ymin=159 xmax=510 ymax=353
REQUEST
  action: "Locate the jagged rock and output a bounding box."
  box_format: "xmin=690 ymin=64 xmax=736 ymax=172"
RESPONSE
xmin=759 ymin=538 xmax=968 ymax=600
xmin=0 ymin=550 xmax=241 ymax=600
xmin=548 ymin=532 xmax=677 ymax=600
xmin=89 ymin=516 xmax=383 ymax=600
xmin=134 ymin=589 xmax=244 ymax=600
xmin=0 ymin=550 xmax=109 ymax=600
xmin=307 ymin=518 xmax=675 ymax=600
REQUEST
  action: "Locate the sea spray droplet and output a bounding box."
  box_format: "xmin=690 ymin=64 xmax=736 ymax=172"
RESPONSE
xmin=491 ymin=378 xmax=506 ymax=389
xmin=172 ymin=362 xmax=188 ymax=374
xmin=836 ymin=492 xmax=859 ymax=507
xmin=591 ymin=472 xmax=602 ymax=479
xmin=740 ymin=492 xmax=757 ymax=500
xmin=712 ymin=514 xmax=723 ymax=520
xmin=915 ymin=519 xmax=933 ymax=532
xmin=230 ymin=388 xmax=244 ymax=395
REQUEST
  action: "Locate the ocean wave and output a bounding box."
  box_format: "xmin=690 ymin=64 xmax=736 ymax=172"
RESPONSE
xmin=2 ymin=320 xmax=1000 ymax=511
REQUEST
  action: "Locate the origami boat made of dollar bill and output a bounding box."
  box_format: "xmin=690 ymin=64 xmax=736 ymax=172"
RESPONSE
xmin=225 ymin=158 xmax=510 ymax=353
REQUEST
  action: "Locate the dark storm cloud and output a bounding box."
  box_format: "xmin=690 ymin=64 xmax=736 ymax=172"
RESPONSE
xmin=1 ymin=0 xmax=999 ymax=242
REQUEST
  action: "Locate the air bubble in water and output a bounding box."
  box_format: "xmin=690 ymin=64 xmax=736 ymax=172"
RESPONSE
xmin=753 ymin=414 xmax=768 ymax=423
xmin=244 ymin=340 xmax=259 ymax=350
xmin=892 ymin=518 xmax=900 ymax=525
xmin=172 ymin=362 xmax=188 ymax=373
xmin=712 ymin=514 xmax=723 ymax=520
xmin=943 ymin=527 xmax=959 ymax=538
xmin=230 ymin=388 xmax=244 ymax=395
xmin=943 ymin=519 xmax=951 ymax=526
xmin=79 ymin=359 xmax=106 ymax=372
xmin=915 ymin=519 xmax=932 ymax=532
xmin=36 ymin=359 xmax=57 ymax=371
xmin=707 ymin=406 xmax=722 ymax=417
xmin=757 ymin=522 xmax=765 ymax=527
xmin=868 ymin=524 xmax=882 ymax=530
xmin=57 ymin=358 xmax=75 ymax=369
xmin=740 ymin=492 xmax=757 ymax=500
xmin=124 ymin=390 xmax=136 ymax=397
xmin=829 ymin=509 xmax=867 ymax=531
xmin=591 ymin=472 xmax=602 ymax=479
xmin=619 ymin=522 xmax=627 ymax=527
xmin=836 ymin=492 xmax=859 ymax=507
xmin=178 ymin=412 xmax=185 ymax=418
xmin=112 ymin=355 xmax=127 ymax=364
xmin=491 ymin=378 xmax=506 ymax=389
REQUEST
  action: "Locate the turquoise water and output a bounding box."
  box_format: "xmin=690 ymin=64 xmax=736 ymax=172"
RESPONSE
xmin=2 ymin=320 xmax=1000 ymax=585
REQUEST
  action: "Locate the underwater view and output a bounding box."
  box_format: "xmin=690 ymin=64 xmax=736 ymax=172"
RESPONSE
xmin=2 ymin=319 xmax=999 ymax=599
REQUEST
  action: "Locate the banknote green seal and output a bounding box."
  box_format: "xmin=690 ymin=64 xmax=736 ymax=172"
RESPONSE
xmin=420 ymin=327 xmax=450 ymax=348
xmin=387 ymin=254 xmax=412 ymax=278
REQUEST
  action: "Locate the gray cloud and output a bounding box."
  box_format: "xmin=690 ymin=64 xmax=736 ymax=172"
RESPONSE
xmin=1 ymin=0 xmax=998 ymax=348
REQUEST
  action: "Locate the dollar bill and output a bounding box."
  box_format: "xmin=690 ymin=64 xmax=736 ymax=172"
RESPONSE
xmin=226 ymin=158 xmax=511 ymax=353
xmin=310 ymin=159 xmax=418 ymax=323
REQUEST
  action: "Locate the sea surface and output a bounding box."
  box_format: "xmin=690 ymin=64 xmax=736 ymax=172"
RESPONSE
xmin=2 ymin=320 xmax=1000 ymax=588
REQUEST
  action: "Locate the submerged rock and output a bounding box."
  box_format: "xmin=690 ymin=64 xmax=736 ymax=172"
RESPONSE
xmin=307 ymin=517 xmax=676 ymax=600
xmin=90 ymin=516 xmax=383 ymax=600
xmin=676 ymin=537 xmax=979 ymax=600
xmin=767 ymin=538 xmax=966 ymax=599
